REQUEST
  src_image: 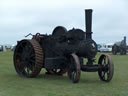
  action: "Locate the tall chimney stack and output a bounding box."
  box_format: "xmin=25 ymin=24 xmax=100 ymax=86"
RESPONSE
xmin=85 ymin=9 xmax=93 ymax=40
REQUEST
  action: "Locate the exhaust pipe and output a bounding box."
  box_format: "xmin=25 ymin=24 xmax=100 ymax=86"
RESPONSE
xmin=85 ymin=9 xmax=93 ymax=40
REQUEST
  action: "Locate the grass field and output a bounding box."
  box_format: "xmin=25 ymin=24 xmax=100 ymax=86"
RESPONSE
xmin=0 ymin=51 xmax=128 ymax=96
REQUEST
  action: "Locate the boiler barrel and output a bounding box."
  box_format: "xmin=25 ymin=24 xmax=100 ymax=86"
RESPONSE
xmin=77 ymin=40 xmax=97 ymax=58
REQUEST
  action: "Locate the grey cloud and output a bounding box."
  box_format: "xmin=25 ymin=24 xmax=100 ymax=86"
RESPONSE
xmin=0 ymin=0 xmax=128 ymax=45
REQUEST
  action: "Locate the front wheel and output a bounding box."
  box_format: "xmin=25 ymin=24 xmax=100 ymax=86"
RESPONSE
xmin=67 ymin=53 xmax=81 ymax=83
xmin=98 ymin=54 xmax=114 ymax=82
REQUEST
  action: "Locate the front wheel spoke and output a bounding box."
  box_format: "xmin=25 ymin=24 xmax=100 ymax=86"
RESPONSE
xmin=107 ymin=70 xmax=110 ymax=77
xmin=107 ymin=59 xmax=109 ymax=64
xmin=105 ymin=64 xmax=109 ymax=68
xmin=103 ymin=57 xmax=106 ymax=64
xmin=102 ymin=58 xmax=109 ymax=80
xmin=102 ymin=71 xmax=106 ymax=80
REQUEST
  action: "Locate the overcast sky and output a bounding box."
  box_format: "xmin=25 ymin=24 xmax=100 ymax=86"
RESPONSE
xmin=0 ymin=0 xmax=128 ymax=45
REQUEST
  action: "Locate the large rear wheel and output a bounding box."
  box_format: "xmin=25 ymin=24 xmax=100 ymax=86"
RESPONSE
xmin=13 ymin=39 xmax=44 ymax=77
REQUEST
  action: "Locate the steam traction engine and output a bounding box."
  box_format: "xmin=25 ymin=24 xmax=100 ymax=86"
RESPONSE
xmin=14 ymin=9 xmax=114 ymax=83
xmin=112 ymin=36 xmax=127 ymax=55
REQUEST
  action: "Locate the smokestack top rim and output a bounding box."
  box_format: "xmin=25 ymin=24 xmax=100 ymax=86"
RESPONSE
xmin=85 ymin=9 xmax=93 ymax=11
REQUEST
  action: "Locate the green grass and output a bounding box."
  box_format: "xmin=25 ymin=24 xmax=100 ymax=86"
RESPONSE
xmin=0 ymin=51 xmax=128 ymax=96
